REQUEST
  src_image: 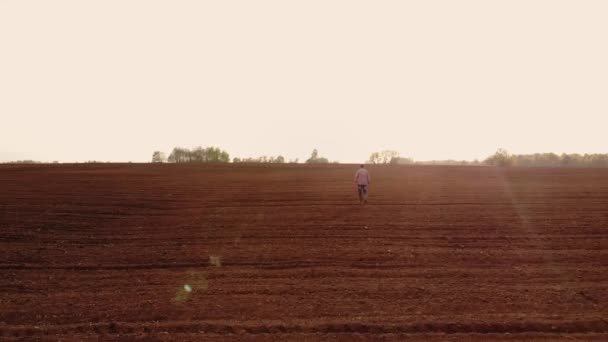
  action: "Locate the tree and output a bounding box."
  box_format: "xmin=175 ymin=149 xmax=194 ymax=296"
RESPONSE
xmin=203 ymin=147 xmax=229 ymax=163
xmin=368 ymin=152 xmax=381 ymax=164
xmin=168 ymin=147 xmax=189 ymax=163
xmin=380 ymin=150 xmax=400 ymax=164
xmin=368 ymin=150 xmax=400 ymax=164
xmin=308 ymin=149 xmax=319 ymax=162
xmin=219 ymin=151 xmax=229 ymax=163
xmin=189 ymin=147 xmax=204 ymax=162
xmin=152 ymin=151 xmax=166 ymax=163
xmin=306 ymin=149 xmax=329 ymax=164
xmin=485 ymin=148 xmax=514 ymax=167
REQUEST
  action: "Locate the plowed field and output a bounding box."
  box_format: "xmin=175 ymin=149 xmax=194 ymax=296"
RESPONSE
xmin=1 ymin=164 xmax=607 ymax=341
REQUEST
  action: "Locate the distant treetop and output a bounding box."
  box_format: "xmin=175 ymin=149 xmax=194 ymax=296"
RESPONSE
xmin=305 ymin=149 xmax=329 ymax=164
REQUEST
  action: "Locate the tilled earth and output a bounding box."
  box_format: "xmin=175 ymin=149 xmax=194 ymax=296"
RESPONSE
xmin=1 ymin=164 xmax=607 ymax=341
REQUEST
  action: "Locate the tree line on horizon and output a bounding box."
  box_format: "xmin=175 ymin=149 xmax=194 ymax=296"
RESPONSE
xmin=364 ymin=149 xmax=608 ymax=168
xmin=153 ymin=147 xmax=230 ymax=163
xmin=151 ymin=147 xmax=608 ymax=168
xmin=4 ymin=148 xmax=606 ymax=167
xmin=482 ymin=148 xmax=608 ymax=168
xmin=152 ymin=147 xmax=334 ymax=164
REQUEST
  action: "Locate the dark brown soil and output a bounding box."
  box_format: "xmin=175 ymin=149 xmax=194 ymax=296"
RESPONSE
xmin=1 ymin=164 xmax=607 ymax=340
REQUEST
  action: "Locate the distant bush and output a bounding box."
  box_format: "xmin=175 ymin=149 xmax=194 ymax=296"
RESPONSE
xmin=233 ymin=155 xmax=286 ymax=163
xmin=3 ymin=160 xmax=41 ymax=164
xmin=393 ymin=157 xmax=414 ymax=165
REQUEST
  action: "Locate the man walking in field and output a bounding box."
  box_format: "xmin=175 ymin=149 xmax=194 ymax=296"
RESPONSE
xmin=355 ymin=164 xmax=371 ymax=204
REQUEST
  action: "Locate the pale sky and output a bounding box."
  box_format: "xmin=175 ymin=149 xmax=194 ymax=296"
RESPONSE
xmin=1 ymin=1 xmax=607 ymax=163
